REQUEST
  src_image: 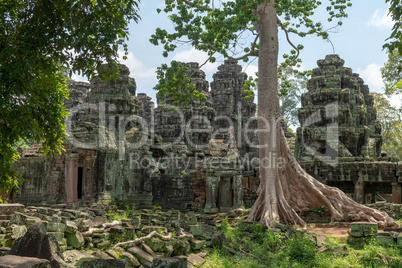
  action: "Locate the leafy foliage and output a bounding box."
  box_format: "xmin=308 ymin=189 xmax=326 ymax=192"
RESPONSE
xmin=381 ymin=50 xmax=402 ymax=95
xmin=370 ymin=92 xmax=402 ymax=160
xmin=151 ymin=0 xmax=350 ymax=105
xmin=154 ymin=61 xmax=206 ymax=106
xmin=0 ymin=0 xmax=140 ymax=199
xmin=207 ymin=217 xmax=402 ymax=268
xmin=384 ymin=0 xmax=402 ymax=57
xmin=279 ymin=67 xmax=309 ymax=128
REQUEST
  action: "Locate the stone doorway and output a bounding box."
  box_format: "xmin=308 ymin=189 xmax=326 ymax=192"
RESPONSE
xmin=218 ymin=177 xmax=234 ymax=210
xmin=77 ymin=167 xmax=83 ymax=200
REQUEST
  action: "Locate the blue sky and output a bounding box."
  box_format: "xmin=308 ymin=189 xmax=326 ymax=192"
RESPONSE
xmin=73 ymin=1 xmax=401 ymax=107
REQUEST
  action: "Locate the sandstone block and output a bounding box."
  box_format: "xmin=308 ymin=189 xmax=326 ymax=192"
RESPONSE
xmin=127 ymin=246 xmax=153 ymax=264
xmin=0 ymin=255 xmax=50 ymax=268
xmin=80 ymin=259 xmax=129 ymax=268
xmin=188 ymin=254 xmax=206 ymax=267
xmin=65 ymin=221 xmax=78 ymax=234
xmin=66 ymin=231 xmax=85 ymax=249
xmin=191 ymin=239 xmax=208 ymax=250
xmin=0 ymin=204 xmax=25 ymax=215
xmin=145 ymin=238 xmax=165 ymax=252
xmin=151 ymin=256 xmax=187 ymax=268
xmin=63 ymin=250 xmax=96 ymax=267
xmin=45 ymin=222 xmax=66 ymax=233
xmin=350 ymin=223 xmax=378 ymax=235
xmin=6 ymin=224 xmax=27 ymax=240
xmin=9 ymin=222 xmax=67 ymax=268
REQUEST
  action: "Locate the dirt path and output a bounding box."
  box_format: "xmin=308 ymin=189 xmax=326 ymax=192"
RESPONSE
xmin=308 ymin=227 xmax=349 ymax=240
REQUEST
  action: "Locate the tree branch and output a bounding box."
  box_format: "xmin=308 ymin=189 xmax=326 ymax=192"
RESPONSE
xmin=228 ymin=31 xmax=260 ymax=61
xmin=277 ymin=16 xmax=299 ymax=68
xmin=181 ymin=0 xmax=213 ymax=11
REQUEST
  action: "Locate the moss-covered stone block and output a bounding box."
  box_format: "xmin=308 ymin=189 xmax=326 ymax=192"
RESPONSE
xmin=376 ymin=236 xmax=395 ymax=246
xmin=191 ymin=239 xmax=208 ymax=250
xmin=45 ymin=222 xmax=66 ymax=233
xmin=350 ymin=223 xmax=378 ymax=235
xmin=66 ymin=231 xmax=85 ymax=249
xmin=145 ymin=237 xmax=165 ymax=252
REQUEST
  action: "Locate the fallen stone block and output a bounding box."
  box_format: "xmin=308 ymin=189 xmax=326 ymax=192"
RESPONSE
xmin=127 ymin=246 xmax=154 ymax=264
xmin=48 ymin=232 xmax=65 ymax=246
xmin=105 ymin=249 xmax=119 ymax=259
xmin=63 ymin=250 xmax=97 ymax=267
xmin=65 ymin=221 xmax=78 ymax=234
xmin=145 ymin=238 xmax=165 ymax=252
xmin=191 ymin=239 xmax=208 ymax=250
xmin=96 ymin=241 xmax=111 ymax=250
xmin=347 ymin=230 xmax=363 ymax=238
xmin=376 ymin=236 xmax=395 ymax=246
xmin=66 ymin=231 xmax=85 ymax=249
xmin=9 ymin=222 xmax=66 ymax=268
xmin=45 ymin=222 xmax=66 ymax=233
xmin=350 ymin=223 xmax=378 ymax=236
xmin=6 ymin=224 xmax=27 ymax=240
xmin=151 ymin=256 xmax=187 ymax=268
xmin=137 ymin=243 xmax=155 ymax=259
xmin=0 ymin=255 xmax=50 ymax=268
xmin=185 ymin=225 xmax=203 ymax=236
xmin=0 ymin=204 xmax=25 ymax=215
xmin=118 ymin=252 xmax=140 ymax=267
xmin=80 ymin=259 xmax=129 ymax=268
xmin=209 ymin=232 xmax=226 ymax=248
xmin=188 ymin=254 xmax=206 ymax=267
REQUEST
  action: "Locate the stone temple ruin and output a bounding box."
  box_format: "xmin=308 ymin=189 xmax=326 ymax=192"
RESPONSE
xmin=295 ymin=54 xmax=402 ymax=204
xmin=13 ymin=60 xmax=260 ymax=212
xmin=11 ymin=55 xmax=402 ymax=211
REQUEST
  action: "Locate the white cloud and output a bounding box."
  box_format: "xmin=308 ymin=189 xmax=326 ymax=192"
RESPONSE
xmin=118 ymin=50 xmax=157 ymax=79
xmin=71 ymin=73 xmax=88 ymax=82
xmin=243 ymin=64 xmax=258 ymax=79
xmin=357 ymin=64 xmax=383 ymax=92
xmin=367 ymin=9 xmax=393 ymax=29
xmin=173 ymin=48 xmax=219 ymax=73
xmin=387 ymin=94 xmax=402 ymax=108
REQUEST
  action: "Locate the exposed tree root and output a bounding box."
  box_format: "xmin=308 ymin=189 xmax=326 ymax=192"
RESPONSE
xmin=247 ymin=130 xmax=399 ymax=229
xmin=114 ymin=230 xmax=173 ymax=248
xmin=113 ymin=227 xmax=190 ymax=248
xmin=81 ymin=221 xmax=122 ymax=236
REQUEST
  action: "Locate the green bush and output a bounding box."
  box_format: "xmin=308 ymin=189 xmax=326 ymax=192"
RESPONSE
xmin=286 ymin=232 xmax=317 ymax=264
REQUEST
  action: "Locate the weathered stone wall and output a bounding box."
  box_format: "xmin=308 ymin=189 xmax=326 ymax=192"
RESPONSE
xmin=13 ymin=156 xmax=65 ymax=204
xmin=13 ymin=61 xmax=260 ymax=212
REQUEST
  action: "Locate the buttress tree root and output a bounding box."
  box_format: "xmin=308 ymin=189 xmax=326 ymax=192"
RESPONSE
xmin=247 ymin=129 xmax=399 ymax=229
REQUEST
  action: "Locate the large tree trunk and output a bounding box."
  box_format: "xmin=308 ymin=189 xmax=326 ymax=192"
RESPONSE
xmin=247 ymin=2 xmax=398 ymax=229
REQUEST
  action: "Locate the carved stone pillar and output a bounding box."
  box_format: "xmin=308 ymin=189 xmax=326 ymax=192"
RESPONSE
xmin=204 ymin=177 xmax=219 ymax=213
xmin=354 ymin=180 xmax=365 ymax=204
xmin=66 ymin=153 xmax=78 ymax=207
xmin=392 ymin=182 xmax=401 ymax=204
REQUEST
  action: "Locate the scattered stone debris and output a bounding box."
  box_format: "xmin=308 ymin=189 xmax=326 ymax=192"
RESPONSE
xmin=347 ymin=222 xmax=402 ymax=246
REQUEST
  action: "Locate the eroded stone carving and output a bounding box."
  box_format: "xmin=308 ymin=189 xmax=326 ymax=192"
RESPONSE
xmin=295 ymin=54 xmax=401 ymax=204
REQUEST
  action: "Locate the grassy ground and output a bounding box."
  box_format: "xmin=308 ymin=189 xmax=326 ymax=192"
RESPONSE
xmin=203 ymin=218 xmax=402 ymax=268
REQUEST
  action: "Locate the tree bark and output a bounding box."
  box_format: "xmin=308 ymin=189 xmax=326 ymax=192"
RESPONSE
xmin=247 ymin=1 xmax=398 ymax=229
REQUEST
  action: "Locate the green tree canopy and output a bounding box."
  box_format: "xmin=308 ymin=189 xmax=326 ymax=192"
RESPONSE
xmin=381 ymin=50 xmax=402 ymax=95
xmin=149 ymin=1 xmax=398 ymax=228
xmin=279 ymin=67 xmax=309 ymax=129
xmin=384 ymin=0 xmax=402 ymax=56
xmin=0 ymin=0 xmax=140 ymax=198
xmin=371 ymin=92 xmax=402 ymax=160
